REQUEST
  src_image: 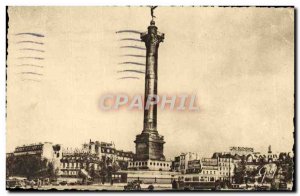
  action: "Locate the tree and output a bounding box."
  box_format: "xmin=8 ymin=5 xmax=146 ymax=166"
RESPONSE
xmin=6 ymin=155 xmax=16 ymax=177
xmin=112 ymin=161 xmax=121 ymax=173
xmin=45 ymin=162 xmax=58 ymax=180
xmin=281 ymin=155 xmax=294 ymax=182
xmin=6 ymin=154 xmax=53 ymax=180
xmin=89 ymin=164 xmax=100 ymax=179
xmin=233 ymin=156 xmax=246 ymax=184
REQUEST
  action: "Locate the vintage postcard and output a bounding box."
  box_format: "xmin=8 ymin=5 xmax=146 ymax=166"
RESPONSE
xmin=6 ymin=6 xmax=294 ymax=191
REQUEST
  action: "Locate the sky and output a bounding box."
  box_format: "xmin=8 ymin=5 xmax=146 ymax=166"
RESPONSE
xmin=6 ymin=7 xmax=294 ymax=159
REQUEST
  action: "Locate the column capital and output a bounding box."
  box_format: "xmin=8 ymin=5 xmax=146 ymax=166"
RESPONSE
xmin=141 ymin=24 xmax=164 ymax=47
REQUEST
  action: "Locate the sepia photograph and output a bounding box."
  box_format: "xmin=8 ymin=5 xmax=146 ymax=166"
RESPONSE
xmin=5 ymin=6 xmax=294 ymax=192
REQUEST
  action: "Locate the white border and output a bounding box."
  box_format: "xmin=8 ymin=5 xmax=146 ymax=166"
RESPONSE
xmin=0 ymin=0 xmax=297 ymax=6
xmin=0 ymin=1 xmax=298 ymax=196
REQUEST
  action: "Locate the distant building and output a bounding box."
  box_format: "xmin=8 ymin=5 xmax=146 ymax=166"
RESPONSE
xmin=245 ymin=146 xmax=287 ymax=164
xmin=198 ymin=158 xmax=218 ymax=182
xmin=13 ymin=142 xmax=57 ymax=160
xmin=9 ymin=142 xmax=62 ymax=168
xmin=127 ymin=159 xmax=172 ymax=171
xmin=214 ymin=154 xmax=240 ymax=182
xmin=6 ymin=152 xmax=14 ymax=158
xmin=6 ymin=142 xmax=63 ymax=179
xmin=171 ymin=156 xmax=180 ymax=172
xmin=58 ymin=139 xmax=135 ymax=183
xmin=175 ymin=151 xmax=241 ymax=182
xmin=267 ymin=145 xmax=279 ymax=162
xmin=186 ymin=160 xmax=201 ymax=174
xmin=229 ymin=146 xmax=255 ymax=156
xmin=179 ymin=152 xmax=199 ymax=174
xmin=82 ymin=139 xmax=134 ymax=163
xmin=59 ymin=149 xmax=100 ymax=183
xmin=178 ymin=157 xmax=222 ymax=183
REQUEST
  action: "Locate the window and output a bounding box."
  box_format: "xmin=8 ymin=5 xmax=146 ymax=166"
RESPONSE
xmin=185 ymin=178 xmax=191 ymax=182
xmin=192 ymin=177 xmax=199 ymax=182
xmin=150 ymin=162 xmax=152 ymax=165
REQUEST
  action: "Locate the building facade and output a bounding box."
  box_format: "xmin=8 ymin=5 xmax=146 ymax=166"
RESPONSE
xmin=175 ymin=153 xmax=240 ymax=182
xmin=10 ymin=142 xmax=62 ymax=168
xmin=171 ymin=156 xmax=180 ymax=172
xmin=82 ymin=140 xmax=134 ymax=164
xmin=13 ymin=142 xmax=56 ymax=160
xmin=128 ymin=159 xmax=171 ymax=171
xmin=179 ymin=152 xmax=199 ymax=174
xmin=216 ymin=156 xmax=239 ymax=182
xmin=59 ymin=149 xmax=100 ymax=182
